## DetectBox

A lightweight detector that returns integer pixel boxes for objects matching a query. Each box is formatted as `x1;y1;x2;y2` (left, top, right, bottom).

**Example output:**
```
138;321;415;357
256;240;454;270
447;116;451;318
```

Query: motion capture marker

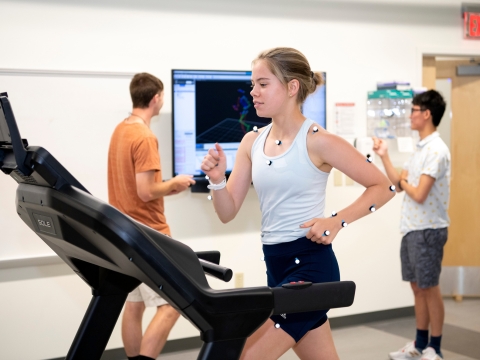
389;185;396;192
266;160;272;166
253;126;258;132
205;175;210;180
369;204;376;212
207;195;213;200
275;140;282;145
275;323;281;329
295;257;300;264
129;257;133;262
312;126;319;133
323;230;330;236
159;285;163;290
366;154;372;163
341;220;348;228
331;211;337;217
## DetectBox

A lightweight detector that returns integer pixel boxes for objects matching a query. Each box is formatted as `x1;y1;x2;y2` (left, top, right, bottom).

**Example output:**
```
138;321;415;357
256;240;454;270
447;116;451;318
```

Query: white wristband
207;177;227;191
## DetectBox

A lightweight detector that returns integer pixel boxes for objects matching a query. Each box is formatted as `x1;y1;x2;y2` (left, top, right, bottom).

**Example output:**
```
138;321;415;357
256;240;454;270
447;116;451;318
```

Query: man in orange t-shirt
108;73;195;360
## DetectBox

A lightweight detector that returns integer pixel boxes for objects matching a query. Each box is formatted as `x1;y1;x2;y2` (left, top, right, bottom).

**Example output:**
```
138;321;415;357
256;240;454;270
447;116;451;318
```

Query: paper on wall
397;137;414;153
354;137;375;164
335;103;356;136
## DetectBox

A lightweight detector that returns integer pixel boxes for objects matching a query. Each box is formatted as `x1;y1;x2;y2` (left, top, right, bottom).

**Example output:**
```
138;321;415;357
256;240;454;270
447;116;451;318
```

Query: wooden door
435;60;480;266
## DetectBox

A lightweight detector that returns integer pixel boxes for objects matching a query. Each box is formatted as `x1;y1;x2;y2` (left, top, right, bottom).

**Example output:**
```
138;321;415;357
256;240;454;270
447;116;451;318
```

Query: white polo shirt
400;132;450;235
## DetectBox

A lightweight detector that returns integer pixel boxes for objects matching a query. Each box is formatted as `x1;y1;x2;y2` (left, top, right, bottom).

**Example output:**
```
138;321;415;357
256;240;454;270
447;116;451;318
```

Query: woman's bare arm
200;131;259;223
301;128;396;243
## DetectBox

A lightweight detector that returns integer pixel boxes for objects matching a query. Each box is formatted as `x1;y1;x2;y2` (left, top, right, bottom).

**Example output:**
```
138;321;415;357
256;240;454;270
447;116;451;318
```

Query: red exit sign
464;12;480;39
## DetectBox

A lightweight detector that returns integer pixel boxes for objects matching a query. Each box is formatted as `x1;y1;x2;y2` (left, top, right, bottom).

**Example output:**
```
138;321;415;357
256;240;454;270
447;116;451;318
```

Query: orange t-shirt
108;121;171;236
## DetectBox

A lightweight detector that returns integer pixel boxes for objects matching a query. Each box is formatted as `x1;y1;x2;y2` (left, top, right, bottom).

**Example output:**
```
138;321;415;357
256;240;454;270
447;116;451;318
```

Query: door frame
416;46;480;87
417;46;480;299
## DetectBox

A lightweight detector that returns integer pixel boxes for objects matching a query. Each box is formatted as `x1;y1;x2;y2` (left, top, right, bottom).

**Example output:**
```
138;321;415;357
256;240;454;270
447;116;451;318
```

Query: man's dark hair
130;73;164;109
412;89;446;127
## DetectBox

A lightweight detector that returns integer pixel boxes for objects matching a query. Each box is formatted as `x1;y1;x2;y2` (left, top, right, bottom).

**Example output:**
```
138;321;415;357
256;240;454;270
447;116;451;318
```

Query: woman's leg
240;319;296;360
292;320;339;360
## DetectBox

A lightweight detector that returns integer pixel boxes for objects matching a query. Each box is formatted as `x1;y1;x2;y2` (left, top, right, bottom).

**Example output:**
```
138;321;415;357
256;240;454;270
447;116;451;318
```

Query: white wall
1;0;479;359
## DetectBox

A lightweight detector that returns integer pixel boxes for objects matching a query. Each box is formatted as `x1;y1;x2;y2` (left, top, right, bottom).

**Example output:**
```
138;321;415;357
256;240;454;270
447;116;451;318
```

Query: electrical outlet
235;273;244;288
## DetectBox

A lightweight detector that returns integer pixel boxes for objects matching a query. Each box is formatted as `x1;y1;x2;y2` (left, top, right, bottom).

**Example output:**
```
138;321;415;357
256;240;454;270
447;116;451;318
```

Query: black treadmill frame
0;93;356;360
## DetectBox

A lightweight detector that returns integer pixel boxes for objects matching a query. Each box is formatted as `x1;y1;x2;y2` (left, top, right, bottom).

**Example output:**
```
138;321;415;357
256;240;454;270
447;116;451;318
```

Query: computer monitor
171;69;326;178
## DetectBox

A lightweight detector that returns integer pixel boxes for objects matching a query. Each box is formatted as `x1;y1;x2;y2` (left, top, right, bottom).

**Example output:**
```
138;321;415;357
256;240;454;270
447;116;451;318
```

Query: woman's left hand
300;217;343;245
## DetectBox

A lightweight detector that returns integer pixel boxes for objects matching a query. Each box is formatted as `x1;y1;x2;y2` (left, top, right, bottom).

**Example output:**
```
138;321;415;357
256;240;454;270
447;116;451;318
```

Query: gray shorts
126;283;168;307
400;228;448;289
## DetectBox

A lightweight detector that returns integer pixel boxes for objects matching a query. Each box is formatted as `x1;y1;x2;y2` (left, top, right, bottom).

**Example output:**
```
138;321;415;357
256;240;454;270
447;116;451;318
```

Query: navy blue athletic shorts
263;236;340;342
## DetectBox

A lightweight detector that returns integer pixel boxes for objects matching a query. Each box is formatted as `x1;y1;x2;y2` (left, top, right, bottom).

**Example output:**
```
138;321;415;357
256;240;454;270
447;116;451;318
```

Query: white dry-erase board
0;69;134;265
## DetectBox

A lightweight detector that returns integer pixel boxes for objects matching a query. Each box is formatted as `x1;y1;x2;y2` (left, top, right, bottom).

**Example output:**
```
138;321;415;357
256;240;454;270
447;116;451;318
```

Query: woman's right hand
200;143;227;183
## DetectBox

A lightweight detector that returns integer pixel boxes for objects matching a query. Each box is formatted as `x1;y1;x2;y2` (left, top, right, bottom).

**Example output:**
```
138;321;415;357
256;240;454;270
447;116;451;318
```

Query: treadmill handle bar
199;258;233;282
271;281;356;315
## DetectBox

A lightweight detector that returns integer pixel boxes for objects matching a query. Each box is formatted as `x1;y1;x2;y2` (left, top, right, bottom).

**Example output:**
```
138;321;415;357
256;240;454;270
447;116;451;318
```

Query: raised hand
201;143;227;183
372;136;388;157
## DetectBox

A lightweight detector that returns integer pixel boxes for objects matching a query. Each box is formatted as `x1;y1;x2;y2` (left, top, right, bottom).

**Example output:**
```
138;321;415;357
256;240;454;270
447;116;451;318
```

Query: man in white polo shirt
373;90;449;360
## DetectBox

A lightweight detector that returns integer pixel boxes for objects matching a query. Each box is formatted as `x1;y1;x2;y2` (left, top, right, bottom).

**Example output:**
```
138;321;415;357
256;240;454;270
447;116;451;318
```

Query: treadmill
0;92;356;360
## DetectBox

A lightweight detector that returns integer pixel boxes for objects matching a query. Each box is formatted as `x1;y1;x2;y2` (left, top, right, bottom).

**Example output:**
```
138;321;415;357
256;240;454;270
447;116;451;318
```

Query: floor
149;298;480;359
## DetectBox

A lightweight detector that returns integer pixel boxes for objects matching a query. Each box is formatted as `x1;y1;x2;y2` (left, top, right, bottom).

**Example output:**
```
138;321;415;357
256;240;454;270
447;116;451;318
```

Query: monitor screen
172;69;326;177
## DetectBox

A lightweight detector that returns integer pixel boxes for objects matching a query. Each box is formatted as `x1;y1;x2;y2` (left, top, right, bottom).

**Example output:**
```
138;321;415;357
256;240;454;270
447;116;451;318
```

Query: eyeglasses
411;107;426;114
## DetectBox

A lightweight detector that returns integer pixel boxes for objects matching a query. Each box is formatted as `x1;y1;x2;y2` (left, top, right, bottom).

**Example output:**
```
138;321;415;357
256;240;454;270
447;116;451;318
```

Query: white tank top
251;118;329;245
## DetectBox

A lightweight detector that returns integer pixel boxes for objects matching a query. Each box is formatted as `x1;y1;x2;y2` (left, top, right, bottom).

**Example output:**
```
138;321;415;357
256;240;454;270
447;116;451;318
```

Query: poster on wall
334;102;356;136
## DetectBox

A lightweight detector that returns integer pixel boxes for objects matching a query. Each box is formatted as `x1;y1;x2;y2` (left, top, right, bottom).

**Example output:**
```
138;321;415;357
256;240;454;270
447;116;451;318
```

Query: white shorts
126;283;168;307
